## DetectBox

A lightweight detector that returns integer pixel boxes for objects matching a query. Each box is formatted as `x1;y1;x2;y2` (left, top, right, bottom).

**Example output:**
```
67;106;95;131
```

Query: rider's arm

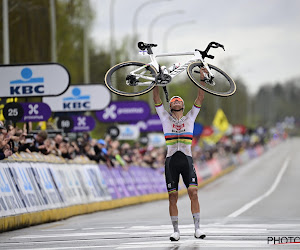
194;69;206;108
153;86;168;121
153;86;162;106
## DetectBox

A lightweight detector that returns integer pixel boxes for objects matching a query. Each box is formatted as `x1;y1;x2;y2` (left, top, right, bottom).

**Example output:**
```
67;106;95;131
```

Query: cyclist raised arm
194;68;206;107
153;85;162;107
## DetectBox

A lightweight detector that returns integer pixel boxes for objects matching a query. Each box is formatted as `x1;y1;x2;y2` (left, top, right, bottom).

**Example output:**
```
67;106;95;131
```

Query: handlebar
138;42;157;50
196;41;225;60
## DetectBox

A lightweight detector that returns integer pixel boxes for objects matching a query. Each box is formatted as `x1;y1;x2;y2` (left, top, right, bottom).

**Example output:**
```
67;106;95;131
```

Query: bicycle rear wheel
187;62;236;97
104;61;157;97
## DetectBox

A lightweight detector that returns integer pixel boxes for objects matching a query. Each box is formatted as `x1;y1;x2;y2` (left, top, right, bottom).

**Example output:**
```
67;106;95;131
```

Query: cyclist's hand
200;67;209;82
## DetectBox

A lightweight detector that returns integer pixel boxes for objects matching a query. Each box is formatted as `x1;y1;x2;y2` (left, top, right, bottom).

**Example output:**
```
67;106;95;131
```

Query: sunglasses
170;97;183;103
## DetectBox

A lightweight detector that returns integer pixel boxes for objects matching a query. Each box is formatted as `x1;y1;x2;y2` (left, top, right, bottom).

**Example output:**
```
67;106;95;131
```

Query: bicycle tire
104;61;157;97
187;62;236;97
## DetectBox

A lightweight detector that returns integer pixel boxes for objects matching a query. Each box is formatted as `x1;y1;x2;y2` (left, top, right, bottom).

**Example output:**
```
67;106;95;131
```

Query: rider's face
170;99;183;110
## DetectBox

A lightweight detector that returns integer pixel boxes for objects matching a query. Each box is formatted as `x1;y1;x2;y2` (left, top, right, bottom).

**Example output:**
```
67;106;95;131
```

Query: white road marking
227;156;290;218
12;231;125;239
8;246;119;250
41;229;75;232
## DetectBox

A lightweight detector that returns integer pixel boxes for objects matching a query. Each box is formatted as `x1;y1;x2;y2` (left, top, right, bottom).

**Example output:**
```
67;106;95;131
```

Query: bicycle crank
155;73;172;85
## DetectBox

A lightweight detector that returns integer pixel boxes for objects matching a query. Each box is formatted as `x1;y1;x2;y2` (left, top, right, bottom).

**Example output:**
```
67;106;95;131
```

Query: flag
213;109;229;132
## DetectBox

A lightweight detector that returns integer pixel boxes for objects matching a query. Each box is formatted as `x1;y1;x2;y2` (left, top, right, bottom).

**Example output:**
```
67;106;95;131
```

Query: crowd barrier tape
1;140;282;232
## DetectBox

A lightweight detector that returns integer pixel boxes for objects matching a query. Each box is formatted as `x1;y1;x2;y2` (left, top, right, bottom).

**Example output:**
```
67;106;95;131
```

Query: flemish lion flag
213;109;229;132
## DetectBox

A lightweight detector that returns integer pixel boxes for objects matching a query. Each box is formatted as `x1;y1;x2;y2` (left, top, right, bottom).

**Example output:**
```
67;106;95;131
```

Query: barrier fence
0;140;280;232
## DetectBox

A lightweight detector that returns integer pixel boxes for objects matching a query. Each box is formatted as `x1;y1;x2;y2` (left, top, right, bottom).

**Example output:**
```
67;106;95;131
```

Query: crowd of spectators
0;121;166;168
0;119;278;168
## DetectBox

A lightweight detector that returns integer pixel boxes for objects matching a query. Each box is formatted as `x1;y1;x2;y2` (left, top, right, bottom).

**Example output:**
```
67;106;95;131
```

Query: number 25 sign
3;102;24;123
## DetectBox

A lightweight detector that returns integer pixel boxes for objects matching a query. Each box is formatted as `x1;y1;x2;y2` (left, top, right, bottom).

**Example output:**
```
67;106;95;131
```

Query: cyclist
152;69;207;241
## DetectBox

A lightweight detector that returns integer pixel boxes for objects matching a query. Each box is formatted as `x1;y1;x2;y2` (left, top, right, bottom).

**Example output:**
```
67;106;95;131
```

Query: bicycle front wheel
104;61;157;97
187;62;236;97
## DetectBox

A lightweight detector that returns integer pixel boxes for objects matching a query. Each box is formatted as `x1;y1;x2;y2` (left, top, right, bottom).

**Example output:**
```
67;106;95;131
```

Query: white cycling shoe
194;229;206;239
170;231;180;241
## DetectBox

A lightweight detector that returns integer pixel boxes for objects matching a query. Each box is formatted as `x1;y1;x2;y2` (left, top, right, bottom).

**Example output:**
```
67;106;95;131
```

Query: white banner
30;163;64;209
73;164;110;202
0;163;27;216
117;125;140;140
0;64;70;97
49;164;84;205
6;162;46;213
148;133;166;147
0;161;111;218
43;85;111;112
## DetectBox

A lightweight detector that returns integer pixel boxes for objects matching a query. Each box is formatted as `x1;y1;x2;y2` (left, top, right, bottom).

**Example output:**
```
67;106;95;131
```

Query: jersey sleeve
186;103;201;122
155;102;169;122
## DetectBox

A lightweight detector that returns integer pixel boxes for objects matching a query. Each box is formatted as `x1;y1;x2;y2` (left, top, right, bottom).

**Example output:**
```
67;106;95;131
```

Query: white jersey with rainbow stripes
155;102;201;157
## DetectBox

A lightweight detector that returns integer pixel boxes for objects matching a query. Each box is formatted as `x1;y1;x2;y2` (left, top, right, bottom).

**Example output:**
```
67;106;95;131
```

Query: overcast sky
90;0;300;94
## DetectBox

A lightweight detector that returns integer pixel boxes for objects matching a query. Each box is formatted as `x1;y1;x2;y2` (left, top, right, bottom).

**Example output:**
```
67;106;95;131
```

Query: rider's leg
169;191;179;233
165;155;180;241
188;186;200;214
188;186;206;239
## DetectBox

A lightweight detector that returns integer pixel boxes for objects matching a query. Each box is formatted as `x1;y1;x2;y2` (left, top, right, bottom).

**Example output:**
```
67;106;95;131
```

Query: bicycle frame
129;50;214;86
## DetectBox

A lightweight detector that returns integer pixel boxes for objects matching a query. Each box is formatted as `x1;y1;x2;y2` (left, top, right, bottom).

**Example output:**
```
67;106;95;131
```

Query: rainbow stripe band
168;188;177;193
189;184;198;187
194;103;201;109
165;132;193;146
155;102;163;107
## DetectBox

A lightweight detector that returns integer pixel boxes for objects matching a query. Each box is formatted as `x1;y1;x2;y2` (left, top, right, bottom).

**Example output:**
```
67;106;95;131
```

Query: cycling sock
171;216;179;233
193;213;200;230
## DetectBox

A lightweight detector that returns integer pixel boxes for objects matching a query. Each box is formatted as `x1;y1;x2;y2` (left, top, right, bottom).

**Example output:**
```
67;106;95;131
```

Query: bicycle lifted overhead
104;41;236;101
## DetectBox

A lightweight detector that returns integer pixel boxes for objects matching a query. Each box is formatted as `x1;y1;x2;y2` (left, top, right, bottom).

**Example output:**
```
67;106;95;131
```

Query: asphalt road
1;138;300;249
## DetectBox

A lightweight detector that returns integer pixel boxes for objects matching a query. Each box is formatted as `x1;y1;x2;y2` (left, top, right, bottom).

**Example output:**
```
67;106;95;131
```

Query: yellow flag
212;109;229;132
39;121;47;130
0;104;4;121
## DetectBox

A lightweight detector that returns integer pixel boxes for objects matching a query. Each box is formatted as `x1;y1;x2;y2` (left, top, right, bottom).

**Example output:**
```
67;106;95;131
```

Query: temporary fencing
0;139;280;232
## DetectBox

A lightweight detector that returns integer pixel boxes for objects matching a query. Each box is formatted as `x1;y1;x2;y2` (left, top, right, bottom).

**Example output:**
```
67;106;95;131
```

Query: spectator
31;130;48;154
58;141;71;159
54;134;63;149
0;123;12;160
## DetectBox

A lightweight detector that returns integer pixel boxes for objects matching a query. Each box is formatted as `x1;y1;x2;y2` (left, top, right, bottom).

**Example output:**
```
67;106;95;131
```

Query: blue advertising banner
193;123;204;136
96;101;151;122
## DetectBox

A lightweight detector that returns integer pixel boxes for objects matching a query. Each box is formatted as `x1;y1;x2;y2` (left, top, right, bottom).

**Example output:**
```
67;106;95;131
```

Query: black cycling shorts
165;151;198;193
